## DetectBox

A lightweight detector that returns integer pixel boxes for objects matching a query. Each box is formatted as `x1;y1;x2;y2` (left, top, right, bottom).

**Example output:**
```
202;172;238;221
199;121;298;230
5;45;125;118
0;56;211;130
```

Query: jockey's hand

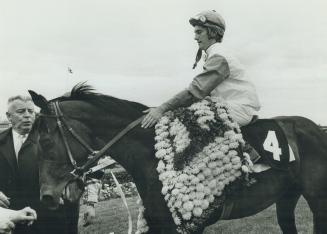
141;108;164;128
0;192;10;208
10;207;37;226
83;204;96;226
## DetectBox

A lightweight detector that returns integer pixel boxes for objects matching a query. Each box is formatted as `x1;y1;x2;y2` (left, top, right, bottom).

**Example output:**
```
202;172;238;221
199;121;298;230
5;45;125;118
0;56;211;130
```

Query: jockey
141;10;261;162
142;10;260;128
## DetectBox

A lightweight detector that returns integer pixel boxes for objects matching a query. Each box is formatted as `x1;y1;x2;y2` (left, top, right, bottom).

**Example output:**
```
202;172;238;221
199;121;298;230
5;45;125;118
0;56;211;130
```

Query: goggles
189;14;224;32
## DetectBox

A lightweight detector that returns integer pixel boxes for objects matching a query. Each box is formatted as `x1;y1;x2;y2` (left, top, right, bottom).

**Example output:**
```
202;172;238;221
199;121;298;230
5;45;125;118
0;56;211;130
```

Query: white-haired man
0;95;80;234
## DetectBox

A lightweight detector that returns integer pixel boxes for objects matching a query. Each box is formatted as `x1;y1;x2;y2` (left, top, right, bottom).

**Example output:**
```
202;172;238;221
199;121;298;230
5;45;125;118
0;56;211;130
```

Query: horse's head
30;83;149;210
29;88;99;209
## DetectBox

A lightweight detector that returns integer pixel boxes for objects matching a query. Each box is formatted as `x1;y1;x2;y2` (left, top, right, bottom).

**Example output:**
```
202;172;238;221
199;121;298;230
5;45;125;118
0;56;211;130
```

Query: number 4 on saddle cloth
241;119;296;171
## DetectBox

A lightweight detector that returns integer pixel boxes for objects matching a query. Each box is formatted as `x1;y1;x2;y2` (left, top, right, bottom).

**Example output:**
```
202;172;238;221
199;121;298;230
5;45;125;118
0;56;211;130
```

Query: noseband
39;101;143;180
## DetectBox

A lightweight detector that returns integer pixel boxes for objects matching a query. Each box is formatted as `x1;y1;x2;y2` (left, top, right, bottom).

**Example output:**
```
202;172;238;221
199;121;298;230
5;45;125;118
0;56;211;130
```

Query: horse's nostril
41;194;59;210
42;194;54;204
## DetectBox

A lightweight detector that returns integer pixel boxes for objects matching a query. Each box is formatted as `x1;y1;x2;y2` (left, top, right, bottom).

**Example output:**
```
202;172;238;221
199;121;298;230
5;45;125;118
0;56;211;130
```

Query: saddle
241;118;296;171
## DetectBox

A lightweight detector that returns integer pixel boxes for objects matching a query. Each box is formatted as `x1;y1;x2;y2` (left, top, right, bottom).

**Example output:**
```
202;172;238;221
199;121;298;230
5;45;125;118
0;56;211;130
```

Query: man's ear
6;112;11;121
28;90;49;112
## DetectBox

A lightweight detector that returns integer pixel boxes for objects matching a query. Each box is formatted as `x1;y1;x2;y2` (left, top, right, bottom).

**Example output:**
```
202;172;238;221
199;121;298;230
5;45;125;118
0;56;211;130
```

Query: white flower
215;137;224;144
234;170;242;177
228;150;238;157
241;165;250;173
193;207;203;217
195;192;205;200
172;188;180;196
196;183;205;192
193;199;202;206
178;174;189;182
197;173;205;181
182;212;192;220
208;179;217;189
216;160;223;167
201;200;209;210
183;201;194;212
155;149;167;159
191;176;200;185
174;200;182;209
222;156;231;164
208;194;215;203
224;171;231;178
157;160;165;173
189;192;196;200
155;141;170;150
229;175;237;182
159;131;169;138
212;168;221;176
175;182;184;189
202;168;212;177
202;157;209;164
182;194;190;202
179;186;187;194
165;164;174;171
191;167;200;174
208;161;217;169
161;186;169;195
233;163;241;170
219;113;229;120
197;162;206;170
224;163;233;171
173;216;181;225
231;156;241;164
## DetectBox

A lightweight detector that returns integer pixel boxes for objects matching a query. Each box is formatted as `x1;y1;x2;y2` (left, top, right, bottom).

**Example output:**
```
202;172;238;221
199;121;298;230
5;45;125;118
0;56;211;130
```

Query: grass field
78;196;312;234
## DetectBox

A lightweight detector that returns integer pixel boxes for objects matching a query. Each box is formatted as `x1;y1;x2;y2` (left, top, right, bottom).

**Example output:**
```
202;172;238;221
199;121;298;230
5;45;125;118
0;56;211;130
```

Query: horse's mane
53;82;148;116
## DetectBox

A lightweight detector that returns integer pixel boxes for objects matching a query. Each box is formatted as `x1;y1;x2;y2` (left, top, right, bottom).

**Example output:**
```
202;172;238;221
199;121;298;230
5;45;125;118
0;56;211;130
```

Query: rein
40;101;144;178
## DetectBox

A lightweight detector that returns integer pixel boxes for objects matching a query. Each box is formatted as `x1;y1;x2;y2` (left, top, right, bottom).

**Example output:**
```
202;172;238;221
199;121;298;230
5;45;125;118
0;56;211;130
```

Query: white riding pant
227;102;257;126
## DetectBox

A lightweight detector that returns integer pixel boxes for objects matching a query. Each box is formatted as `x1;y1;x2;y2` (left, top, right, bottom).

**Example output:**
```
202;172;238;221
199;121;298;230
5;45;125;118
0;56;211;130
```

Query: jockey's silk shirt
188;43;261;126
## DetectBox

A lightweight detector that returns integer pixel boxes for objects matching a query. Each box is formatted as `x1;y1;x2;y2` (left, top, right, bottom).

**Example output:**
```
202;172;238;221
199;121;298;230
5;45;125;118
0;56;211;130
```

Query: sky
0;0;327;124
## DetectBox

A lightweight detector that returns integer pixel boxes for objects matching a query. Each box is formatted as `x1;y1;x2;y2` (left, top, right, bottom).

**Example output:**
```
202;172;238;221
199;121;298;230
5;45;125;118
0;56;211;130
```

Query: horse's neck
89;114;157;179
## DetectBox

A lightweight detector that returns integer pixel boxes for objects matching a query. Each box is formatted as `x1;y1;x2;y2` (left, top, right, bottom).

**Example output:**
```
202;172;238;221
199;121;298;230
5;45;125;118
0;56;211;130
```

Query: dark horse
29;84;327;234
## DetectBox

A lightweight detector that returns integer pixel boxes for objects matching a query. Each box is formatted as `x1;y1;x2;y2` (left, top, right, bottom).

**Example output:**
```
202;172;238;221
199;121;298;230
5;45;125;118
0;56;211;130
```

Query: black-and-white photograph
0;0;326;233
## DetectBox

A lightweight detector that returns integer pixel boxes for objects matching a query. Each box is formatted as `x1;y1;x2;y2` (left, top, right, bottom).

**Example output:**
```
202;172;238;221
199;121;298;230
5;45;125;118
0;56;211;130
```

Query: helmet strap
192;49;202;69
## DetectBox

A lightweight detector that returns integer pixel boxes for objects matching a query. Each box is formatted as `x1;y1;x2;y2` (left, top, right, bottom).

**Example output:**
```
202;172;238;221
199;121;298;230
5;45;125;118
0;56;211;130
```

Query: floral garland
153;97;251;233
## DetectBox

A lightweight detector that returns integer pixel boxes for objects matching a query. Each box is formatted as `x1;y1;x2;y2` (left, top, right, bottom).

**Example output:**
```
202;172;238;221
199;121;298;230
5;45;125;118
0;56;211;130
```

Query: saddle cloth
241;119;295;171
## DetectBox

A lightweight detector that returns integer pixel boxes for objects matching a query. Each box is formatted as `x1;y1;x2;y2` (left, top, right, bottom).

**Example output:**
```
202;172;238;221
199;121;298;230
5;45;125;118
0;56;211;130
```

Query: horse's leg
276;189;300;234
301;153;327;234
64;201;80;234
303;197;327;234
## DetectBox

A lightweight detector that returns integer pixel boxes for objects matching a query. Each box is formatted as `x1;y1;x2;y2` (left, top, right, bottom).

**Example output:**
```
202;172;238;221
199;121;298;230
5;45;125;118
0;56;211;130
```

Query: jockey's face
194;25;216;51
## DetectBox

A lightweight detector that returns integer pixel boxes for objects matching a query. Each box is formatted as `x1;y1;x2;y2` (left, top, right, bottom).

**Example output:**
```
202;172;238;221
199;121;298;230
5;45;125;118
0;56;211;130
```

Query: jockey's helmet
189;10;225;39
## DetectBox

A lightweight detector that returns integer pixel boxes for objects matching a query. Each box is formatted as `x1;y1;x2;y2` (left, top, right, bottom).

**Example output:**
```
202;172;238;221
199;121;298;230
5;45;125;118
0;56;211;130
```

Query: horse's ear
28;90;49;111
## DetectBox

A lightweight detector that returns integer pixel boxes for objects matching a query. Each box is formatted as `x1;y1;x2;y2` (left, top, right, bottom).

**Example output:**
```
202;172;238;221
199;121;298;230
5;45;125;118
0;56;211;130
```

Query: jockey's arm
158;54;230;113
141;54;230;128
188;54;230;99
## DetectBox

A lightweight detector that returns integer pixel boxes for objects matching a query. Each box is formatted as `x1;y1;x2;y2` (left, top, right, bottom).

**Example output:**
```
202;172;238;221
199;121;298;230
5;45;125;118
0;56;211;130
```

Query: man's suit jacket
0;128;79;234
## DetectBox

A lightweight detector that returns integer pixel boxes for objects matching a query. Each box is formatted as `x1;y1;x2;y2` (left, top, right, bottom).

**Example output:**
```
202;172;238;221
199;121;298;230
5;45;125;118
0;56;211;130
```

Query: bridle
39;101;143;180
